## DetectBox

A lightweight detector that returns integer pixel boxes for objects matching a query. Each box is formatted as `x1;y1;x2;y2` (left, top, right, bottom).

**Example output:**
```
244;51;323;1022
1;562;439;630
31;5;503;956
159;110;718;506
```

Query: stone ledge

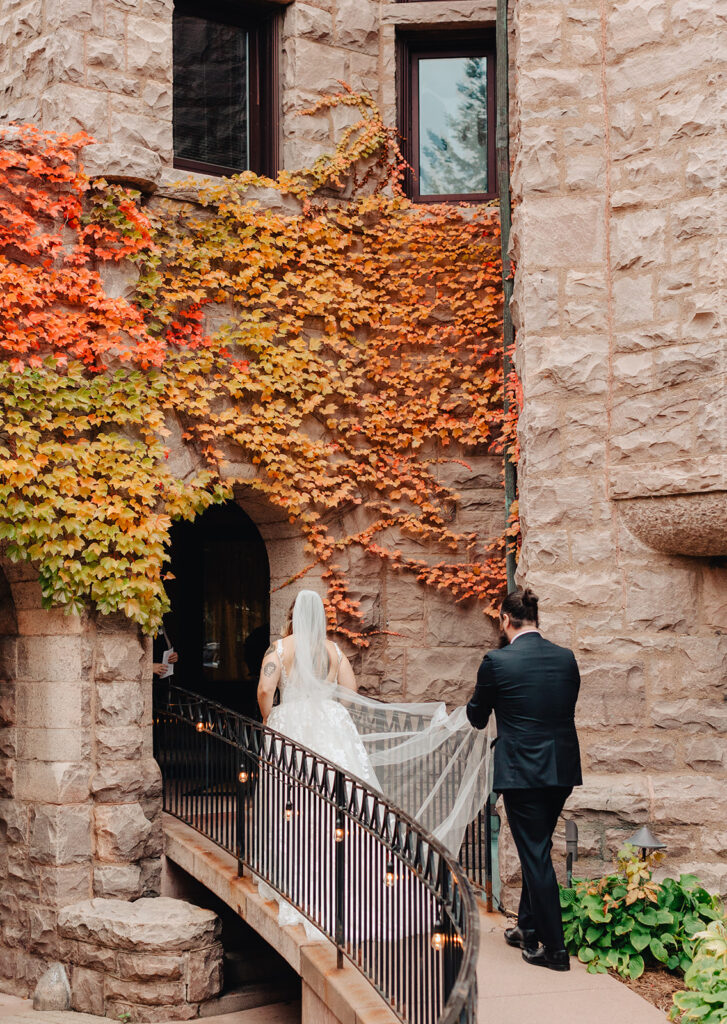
617;491;727;556
162;814;399;1024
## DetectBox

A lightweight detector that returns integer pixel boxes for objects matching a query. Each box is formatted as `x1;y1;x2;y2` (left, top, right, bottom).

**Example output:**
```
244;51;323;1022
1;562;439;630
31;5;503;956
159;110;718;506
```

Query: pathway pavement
0;993;300;1024
478;909;667;1023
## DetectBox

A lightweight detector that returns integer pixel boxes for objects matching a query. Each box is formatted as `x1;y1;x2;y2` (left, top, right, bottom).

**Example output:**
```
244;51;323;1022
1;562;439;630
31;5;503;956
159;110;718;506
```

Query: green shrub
670;919;727;1023
560;846;722;980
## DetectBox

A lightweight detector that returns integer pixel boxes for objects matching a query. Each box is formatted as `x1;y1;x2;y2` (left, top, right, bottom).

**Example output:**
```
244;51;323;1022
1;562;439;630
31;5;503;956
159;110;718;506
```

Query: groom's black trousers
501;786;572;951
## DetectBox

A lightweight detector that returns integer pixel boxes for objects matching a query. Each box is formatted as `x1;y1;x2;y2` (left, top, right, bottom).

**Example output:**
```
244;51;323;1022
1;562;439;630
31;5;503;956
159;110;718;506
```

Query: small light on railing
238;768;249;783
385;861;395;887
285;800;293;823
335;816;345;843
195;718;206;732
431;920;445;953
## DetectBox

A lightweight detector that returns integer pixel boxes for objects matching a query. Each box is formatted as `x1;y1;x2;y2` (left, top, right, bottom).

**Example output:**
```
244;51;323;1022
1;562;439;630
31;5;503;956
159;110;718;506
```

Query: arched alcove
164;502;270;717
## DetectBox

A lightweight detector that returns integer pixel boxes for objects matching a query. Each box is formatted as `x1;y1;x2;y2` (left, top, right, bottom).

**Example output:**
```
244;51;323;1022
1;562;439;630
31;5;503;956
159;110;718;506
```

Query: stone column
0;558;162;997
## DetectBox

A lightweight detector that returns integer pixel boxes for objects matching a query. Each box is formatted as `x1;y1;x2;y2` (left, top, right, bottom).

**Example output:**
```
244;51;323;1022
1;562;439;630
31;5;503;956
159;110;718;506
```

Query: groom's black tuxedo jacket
467;632;582;791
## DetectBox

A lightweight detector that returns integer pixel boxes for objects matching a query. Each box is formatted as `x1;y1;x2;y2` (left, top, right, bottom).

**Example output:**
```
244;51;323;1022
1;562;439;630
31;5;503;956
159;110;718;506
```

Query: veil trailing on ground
288;590;493;856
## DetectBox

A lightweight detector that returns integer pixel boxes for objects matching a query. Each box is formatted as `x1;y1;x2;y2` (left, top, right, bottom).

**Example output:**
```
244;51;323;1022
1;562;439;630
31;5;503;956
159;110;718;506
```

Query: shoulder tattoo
263;661;277;677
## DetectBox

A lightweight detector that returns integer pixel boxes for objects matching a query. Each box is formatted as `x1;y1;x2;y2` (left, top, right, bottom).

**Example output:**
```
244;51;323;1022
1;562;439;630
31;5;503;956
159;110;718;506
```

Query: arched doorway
163;502;270;718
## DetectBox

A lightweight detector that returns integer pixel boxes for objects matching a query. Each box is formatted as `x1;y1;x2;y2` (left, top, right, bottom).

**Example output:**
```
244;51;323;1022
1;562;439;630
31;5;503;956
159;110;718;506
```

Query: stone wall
510;0;727;896
0;557;163;996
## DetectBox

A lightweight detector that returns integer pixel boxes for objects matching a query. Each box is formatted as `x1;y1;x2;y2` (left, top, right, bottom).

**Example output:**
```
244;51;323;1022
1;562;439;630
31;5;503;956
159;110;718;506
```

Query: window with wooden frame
173;0;279;177
397;31;497;202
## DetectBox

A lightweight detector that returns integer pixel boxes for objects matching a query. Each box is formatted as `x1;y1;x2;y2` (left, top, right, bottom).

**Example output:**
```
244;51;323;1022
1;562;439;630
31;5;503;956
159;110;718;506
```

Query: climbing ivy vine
0;93;508;640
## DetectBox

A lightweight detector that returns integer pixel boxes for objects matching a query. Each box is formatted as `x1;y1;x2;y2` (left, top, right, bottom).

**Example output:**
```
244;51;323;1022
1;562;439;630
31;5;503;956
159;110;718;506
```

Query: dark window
398;32;496;202
173;0;279;177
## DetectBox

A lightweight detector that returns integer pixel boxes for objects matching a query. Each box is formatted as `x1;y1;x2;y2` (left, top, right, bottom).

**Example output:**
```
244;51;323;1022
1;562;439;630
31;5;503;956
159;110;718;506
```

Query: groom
466;587;582;971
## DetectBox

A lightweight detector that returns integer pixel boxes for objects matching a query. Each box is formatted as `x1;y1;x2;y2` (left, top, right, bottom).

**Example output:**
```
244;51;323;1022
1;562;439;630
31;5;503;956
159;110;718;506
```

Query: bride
255;589;491;935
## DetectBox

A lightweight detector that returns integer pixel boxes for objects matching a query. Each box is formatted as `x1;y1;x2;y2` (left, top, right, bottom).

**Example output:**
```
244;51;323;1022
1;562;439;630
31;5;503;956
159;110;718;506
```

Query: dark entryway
161;502;270;718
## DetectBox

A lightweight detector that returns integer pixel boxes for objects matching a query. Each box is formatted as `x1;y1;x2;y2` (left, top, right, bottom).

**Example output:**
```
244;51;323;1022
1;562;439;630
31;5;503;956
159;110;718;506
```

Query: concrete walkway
0;916;668;1024
0;993;300;1024
478;909;667;1023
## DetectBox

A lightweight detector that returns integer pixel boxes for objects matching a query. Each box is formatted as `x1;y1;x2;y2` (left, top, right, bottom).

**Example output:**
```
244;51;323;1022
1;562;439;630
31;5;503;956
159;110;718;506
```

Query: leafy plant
560;846;722;981
670;919;727;1023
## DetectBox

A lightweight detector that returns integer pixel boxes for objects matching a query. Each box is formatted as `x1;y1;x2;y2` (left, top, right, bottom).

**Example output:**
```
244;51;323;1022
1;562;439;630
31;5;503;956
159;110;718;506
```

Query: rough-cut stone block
29;805;92;865
94;803;152;862
90;758;161;804
17;636;85;683
93;864;143;900
95;636;146;684
625;568;700;630
125;15;172;77
651;699;727;732
70;965;104;1016
70;939;117;973
37;863;92;905
96;681;145;727
514;198;604;267
284;2;333;41
607;0;666;57
96;726;143;761
105;975;187;1005
652;776;727;826
334;0;378;51
117;951;183;981
185;943;223;1002
41;85;109;137
586;736;677;771
28;905;59;956
16;679;84;730
567;775;650;821
58;897;221;953
516;8;562;63
16;761;90;804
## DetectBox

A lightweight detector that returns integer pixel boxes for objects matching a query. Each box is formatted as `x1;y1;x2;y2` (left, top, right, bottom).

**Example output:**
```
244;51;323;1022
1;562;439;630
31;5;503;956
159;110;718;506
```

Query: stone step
200;981;301;1018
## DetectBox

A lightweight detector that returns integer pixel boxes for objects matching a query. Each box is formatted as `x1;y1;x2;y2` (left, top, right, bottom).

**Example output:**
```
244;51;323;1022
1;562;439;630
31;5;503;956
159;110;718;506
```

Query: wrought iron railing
154;684;480;1024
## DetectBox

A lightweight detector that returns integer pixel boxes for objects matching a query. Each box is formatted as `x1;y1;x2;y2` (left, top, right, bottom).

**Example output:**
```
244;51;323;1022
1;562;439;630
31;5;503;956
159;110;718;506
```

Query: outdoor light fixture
431;920;445;952
626;825;666;861
565;819;578;888
238;768;249;783
385;861;395;887
285;800;293;822
195;717;206;732
335;816;345;842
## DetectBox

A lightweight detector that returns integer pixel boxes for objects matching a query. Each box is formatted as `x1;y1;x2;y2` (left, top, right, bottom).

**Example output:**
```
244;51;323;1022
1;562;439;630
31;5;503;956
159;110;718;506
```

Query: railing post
334;768;345;969
484;795;493;913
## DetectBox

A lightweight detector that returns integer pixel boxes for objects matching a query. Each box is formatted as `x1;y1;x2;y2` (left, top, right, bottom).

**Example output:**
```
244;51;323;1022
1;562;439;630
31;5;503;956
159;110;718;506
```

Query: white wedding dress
254;591;492;939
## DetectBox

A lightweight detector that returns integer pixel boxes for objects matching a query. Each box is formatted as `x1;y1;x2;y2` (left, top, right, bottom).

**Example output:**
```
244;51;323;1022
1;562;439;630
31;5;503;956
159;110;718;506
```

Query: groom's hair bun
501;587;539;628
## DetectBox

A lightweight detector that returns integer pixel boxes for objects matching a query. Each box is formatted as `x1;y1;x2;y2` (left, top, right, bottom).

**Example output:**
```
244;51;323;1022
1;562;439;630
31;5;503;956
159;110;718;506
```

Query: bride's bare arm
337;653;357;692
257;647;281;723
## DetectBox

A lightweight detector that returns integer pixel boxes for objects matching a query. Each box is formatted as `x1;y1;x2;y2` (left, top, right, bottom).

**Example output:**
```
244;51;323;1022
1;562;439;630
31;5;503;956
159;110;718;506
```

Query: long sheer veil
288;590;493;856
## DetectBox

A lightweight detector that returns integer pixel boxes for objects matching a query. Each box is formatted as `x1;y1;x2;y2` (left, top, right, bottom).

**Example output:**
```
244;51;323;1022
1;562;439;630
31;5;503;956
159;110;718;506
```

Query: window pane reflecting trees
418;56;488;197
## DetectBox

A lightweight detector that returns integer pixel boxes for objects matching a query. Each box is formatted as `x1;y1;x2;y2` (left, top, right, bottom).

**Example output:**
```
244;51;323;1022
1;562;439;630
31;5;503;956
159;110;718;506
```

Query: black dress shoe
504;925;538;951
522;946;570;971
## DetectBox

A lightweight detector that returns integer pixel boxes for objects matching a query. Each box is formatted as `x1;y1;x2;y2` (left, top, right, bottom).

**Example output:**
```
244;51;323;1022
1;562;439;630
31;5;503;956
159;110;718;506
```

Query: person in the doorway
465;587;582;971
152;622;179;678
